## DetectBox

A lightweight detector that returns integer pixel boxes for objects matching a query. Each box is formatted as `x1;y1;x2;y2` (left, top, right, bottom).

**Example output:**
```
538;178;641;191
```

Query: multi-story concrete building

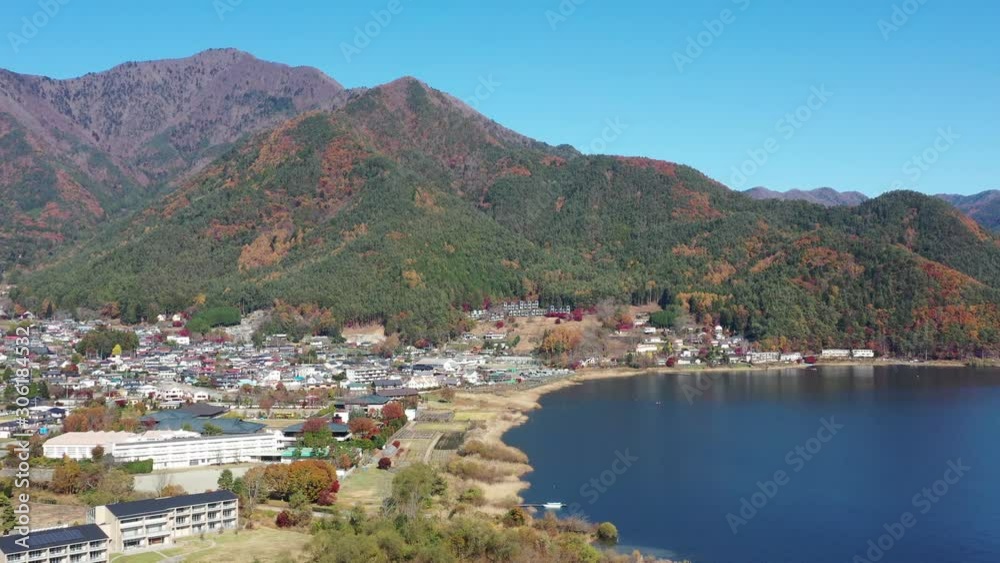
0;524;109;563
44;431;281;469
110;432;282;469
89;491;238;553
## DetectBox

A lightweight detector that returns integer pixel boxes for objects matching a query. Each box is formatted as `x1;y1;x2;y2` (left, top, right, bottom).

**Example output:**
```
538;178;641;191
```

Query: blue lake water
504;365;1000;563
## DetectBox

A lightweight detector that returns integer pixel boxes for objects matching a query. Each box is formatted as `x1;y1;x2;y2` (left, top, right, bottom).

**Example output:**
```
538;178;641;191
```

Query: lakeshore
455;358;977;509
496;362;1000;562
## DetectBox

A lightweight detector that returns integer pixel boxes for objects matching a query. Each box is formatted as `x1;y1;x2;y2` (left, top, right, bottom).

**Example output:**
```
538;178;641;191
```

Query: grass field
110;527;311;563
411;421;468;432
337;466;394;511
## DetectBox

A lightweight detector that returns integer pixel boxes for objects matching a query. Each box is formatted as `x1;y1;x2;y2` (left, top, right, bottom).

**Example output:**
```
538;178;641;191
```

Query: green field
110;528;311;563
337;466;395;511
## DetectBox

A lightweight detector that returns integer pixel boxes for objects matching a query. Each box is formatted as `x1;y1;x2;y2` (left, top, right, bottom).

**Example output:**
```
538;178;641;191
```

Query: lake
504;365;1000;563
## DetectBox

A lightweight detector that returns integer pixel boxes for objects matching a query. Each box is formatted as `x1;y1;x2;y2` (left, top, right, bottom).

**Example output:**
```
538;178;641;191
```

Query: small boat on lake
543;502;564;509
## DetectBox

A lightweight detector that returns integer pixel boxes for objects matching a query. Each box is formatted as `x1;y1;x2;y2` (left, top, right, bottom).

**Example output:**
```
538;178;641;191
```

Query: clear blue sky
1;0;997;196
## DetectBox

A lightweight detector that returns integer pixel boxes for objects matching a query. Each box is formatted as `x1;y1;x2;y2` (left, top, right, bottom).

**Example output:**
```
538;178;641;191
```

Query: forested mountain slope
13;79;1000;354
0;49;348;269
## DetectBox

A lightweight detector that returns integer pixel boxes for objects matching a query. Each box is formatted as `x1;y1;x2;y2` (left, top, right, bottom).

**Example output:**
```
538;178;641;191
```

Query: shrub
275;511;294;528
458;440;528;464
378;457;392;470
445;458;507;483
502;507;527;527
392;440;401;448
120;459;153;474
457;486;486;506
596;522;619;544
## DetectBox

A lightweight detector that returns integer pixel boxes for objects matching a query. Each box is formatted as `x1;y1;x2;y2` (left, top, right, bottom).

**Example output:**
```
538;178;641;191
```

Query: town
0;297;880;562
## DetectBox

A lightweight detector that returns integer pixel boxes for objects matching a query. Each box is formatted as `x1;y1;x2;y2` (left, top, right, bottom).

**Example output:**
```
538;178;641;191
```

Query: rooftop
105;490;238;518
0;524;108;554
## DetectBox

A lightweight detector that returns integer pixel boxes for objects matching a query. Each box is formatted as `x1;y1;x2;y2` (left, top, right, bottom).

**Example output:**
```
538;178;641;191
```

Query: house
0;524;109;563
280;419;351;444
780;352;803;363
821;349;851;359
89;491;238;552
748;351;780;364
851;349;875;358
635;344;659;355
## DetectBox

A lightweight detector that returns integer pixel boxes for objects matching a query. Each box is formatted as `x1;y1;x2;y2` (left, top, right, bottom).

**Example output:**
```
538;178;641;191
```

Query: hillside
0;48;349;269
13;78;1000;355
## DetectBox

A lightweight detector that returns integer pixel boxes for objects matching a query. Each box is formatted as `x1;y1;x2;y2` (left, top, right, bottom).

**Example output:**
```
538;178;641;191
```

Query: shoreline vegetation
453;358;984;511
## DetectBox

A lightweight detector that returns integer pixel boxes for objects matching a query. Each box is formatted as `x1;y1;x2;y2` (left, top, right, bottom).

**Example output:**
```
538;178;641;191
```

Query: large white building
44;431;282;469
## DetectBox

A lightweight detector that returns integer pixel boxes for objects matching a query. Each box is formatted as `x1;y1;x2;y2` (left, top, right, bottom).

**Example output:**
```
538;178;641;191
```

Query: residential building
851;349;875;358
89;491;238;552
44;431;281;469
821;349;851;359
110;432;283;469
0;524;109;563
748;351;780;364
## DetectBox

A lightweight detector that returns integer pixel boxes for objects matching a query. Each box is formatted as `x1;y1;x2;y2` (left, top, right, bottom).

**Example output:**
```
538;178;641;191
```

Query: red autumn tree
382;402;405;422
348;417;377;438
378;457;392;470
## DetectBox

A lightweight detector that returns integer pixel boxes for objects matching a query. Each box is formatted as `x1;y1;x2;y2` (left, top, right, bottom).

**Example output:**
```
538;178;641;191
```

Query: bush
502;507;527;527
457;486;486;506
378;457;392;470
120;459;153;474
445;458;507;483
458;440;528;464
596;522;619;544
275;510;294;528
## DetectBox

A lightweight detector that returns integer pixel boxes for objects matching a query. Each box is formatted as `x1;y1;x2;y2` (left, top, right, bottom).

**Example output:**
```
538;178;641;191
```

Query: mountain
743;187;870;207
936;191;1000;232
745;187;1000;233
13;74;1000;356
0;48;348;268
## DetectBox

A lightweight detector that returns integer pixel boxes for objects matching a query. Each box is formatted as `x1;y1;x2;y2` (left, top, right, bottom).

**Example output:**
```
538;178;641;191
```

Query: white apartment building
748;351;780;363
0;524;109;563
111;432;282;469
44;431;282;469
89;491;238;553
821;349;851;358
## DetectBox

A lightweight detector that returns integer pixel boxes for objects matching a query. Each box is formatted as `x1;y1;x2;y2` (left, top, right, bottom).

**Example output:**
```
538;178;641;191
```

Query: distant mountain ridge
743;187;870;207
0;48;349;267
744;187;999;231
